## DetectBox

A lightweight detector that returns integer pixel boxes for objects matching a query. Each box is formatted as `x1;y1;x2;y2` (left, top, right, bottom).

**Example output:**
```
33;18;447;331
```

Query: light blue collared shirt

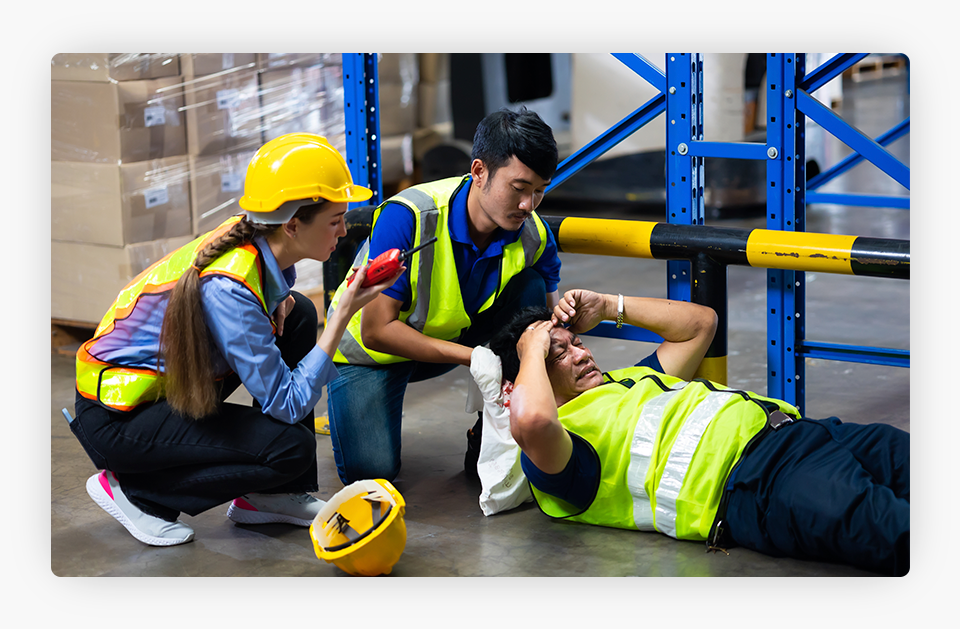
201;236;339;424
92;235;338;424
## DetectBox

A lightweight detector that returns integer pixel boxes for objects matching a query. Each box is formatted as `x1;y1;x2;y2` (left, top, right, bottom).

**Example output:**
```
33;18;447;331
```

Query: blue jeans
725;417;910;576
70;291;320;521
327;268;546;483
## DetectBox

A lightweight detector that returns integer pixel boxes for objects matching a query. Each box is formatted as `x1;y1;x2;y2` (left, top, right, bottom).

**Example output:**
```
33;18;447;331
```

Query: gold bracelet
616;293;624;329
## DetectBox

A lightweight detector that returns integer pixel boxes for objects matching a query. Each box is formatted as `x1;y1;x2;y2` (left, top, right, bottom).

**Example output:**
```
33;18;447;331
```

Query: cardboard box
183;66;263;156
189;151;256;235
380;133;413;184
52;77;187;163
51;53;180;82
378;82;418;136
258;66;326;142
51;157;193;247
377;53;418;85
419;53;449;83
258;53;324;72
418;79;451;128
52;235;194;324
181;53;258;78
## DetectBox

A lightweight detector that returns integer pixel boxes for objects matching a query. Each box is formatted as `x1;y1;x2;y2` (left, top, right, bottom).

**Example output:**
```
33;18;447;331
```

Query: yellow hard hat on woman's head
239;133;373;224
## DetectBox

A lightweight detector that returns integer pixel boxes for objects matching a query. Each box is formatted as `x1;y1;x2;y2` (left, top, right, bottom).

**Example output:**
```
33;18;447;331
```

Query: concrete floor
50;73;910;578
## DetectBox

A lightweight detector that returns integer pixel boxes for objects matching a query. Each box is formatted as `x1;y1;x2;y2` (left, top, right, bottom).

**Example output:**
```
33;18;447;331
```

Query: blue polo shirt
368;176;561;312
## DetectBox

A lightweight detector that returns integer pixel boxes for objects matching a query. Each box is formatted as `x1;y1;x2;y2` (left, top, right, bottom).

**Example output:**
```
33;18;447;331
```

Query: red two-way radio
347;236;438;288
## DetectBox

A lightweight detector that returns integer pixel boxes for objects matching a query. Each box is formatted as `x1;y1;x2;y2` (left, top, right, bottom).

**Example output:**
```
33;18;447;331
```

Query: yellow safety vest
530;367;800;541
76;216;271;412
328;175;549;365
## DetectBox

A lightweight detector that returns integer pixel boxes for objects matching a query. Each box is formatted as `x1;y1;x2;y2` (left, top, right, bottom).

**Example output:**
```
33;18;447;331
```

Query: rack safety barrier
323;206;908;389
335;52;910;415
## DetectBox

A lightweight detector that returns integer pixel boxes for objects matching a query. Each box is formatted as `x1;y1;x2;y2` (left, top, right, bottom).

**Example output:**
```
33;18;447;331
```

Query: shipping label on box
189;151;256;235
52;78;187;163
183;67;263;156
52;157;193;247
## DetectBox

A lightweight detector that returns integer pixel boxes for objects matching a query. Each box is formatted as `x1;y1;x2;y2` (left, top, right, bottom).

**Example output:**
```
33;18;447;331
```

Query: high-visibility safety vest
76;216;271;412
529;366;800;541
328;175;549;365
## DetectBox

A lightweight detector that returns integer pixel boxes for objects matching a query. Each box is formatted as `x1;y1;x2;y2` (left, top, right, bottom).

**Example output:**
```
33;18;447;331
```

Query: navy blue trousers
725;418;909;576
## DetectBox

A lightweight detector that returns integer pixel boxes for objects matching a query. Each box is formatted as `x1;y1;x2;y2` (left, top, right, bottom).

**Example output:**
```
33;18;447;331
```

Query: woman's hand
338;263;407;317
551;289;611;334
273;294;297;336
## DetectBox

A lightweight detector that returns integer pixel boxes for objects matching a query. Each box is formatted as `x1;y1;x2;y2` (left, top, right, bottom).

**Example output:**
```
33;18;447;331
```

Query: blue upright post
342;53;383;209
665;53;704;303
765;53;806;412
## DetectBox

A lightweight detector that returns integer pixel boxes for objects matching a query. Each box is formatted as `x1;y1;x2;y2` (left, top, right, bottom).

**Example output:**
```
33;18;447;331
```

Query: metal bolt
678;143;688;155
785;90;793;98
767;147;779;159
669;86;676;94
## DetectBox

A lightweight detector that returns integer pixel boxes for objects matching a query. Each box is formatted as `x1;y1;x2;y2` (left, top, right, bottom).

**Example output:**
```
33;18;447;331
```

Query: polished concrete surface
50;73;910;578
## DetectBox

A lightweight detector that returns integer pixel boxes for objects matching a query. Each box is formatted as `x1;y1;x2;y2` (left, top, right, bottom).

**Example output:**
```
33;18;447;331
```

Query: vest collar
253;234;294;314
450;175;525;258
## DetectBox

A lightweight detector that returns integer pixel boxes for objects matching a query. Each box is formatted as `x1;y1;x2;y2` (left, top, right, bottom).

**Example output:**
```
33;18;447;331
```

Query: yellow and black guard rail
545;216;908;384
325;208;909;384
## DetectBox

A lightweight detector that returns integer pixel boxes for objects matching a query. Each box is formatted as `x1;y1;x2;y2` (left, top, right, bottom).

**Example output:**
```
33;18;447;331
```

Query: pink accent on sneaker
99;471;114;500
233;497;258;511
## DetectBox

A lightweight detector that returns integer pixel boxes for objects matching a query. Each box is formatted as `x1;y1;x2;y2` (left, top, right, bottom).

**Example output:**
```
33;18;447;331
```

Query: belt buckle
768;410;794;430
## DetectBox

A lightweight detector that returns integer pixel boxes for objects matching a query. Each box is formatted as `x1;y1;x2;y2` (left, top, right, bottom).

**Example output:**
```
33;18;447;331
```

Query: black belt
706;406;796;554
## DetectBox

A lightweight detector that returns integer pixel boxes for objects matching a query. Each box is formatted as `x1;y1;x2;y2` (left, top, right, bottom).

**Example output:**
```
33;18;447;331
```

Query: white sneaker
226;492;326;527
86;471;195;546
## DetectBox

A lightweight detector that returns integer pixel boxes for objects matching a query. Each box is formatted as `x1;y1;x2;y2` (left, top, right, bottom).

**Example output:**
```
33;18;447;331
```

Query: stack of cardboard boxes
51;53;347;324
413;53;452;166
50;53;449;325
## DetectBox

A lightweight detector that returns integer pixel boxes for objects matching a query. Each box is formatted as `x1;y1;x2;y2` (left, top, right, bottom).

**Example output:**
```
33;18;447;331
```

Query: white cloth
468;346;533;516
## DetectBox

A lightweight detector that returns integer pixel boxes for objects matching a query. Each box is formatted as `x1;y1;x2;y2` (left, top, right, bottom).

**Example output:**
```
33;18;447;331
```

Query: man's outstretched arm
552;289;717;381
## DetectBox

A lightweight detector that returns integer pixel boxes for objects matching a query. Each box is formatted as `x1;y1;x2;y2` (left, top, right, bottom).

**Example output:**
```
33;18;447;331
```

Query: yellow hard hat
239;133;373;224
309;479;407;576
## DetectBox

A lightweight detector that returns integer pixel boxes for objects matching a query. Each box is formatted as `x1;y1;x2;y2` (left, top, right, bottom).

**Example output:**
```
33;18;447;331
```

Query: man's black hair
471;107;558;183
488;306;553;383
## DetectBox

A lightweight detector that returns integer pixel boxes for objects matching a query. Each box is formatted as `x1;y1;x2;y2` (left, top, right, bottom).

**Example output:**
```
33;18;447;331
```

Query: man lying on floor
486;288;909;576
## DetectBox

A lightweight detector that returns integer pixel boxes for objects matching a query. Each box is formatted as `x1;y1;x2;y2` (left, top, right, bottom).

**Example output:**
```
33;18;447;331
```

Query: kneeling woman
71;134;402;546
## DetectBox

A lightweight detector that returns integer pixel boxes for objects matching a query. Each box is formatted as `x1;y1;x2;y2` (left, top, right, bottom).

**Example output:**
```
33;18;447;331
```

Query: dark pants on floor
725;417;910;576
327;268;547;484
70;291;320;522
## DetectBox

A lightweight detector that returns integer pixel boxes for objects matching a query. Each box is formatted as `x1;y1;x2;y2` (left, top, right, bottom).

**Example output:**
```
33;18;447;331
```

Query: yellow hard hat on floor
239;133;372;224
309;479;407;576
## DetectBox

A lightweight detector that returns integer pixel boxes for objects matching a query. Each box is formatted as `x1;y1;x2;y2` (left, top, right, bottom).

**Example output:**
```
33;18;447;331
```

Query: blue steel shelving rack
341;53;910;415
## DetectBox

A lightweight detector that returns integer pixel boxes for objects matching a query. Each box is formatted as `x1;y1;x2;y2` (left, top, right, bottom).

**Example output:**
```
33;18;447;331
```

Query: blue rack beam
801;53;870;93
797;89;910;190
800;341;910;368
806;192;909;209
807;118;910;190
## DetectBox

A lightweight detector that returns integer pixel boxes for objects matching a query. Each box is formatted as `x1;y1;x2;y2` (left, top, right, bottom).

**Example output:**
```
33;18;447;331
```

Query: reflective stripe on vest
531;369;799;540
75;216;270;411
328;175;548;365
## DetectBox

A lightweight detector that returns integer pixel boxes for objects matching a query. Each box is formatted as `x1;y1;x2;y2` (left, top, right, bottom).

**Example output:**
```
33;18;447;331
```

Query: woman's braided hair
160;203;326;419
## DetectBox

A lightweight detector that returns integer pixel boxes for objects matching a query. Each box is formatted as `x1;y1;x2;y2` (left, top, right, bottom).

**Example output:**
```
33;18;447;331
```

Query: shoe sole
86;474;195;547
226;502;313;527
